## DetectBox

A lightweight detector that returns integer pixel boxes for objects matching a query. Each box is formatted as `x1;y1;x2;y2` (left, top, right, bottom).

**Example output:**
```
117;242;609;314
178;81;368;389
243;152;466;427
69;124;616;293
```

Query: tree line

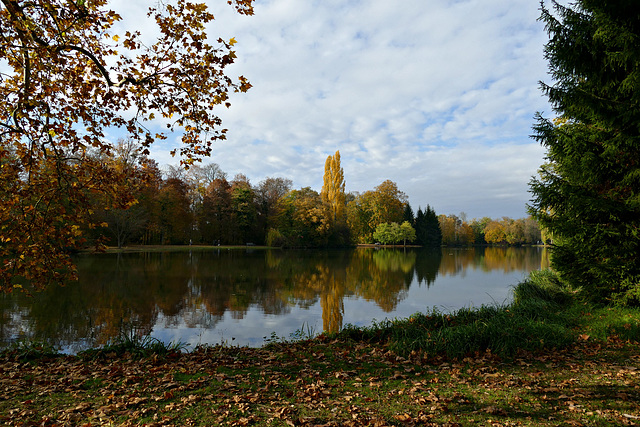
88;145;542;250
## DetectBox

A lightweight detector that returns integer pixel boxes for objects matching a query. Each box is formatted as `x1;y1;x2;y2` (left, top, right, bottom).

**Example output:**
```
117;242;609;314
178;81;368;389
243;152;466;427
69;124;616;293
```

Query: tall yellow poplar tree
321;151;346;225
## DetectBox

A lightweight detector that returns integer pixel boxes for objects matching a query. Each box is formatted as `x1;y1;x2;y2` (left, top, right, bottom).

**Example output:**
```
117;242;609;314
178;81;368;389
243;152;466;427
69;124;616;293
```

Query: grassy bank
98;244;275;253
334;270;640;359
2;271;639;426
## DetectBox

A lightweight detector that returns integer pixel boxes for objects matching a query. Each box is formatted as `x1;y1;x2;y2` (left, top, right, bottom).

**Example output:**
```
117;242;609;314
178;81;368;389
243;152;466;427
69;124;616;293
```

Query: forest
88;144;542;249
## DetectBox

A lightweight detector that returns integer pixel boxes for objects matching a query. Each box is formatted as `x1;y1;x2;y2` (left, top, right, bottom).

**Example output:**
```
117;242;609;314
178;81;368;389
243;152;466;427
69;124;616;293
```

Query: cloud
119;0;553;219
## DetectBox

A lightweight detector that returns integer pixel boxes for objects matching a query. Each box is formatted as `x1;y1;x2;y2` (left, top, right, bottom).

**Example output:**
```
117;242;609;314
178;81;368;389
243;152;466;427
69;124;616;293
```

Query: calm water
0;247;549;353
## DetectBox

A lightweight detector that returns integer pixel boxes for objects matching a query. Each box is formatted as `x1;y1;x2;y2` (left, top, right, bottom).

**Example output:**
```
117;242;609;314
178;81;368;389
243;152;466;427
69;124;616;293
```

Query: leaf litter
1;337;639;426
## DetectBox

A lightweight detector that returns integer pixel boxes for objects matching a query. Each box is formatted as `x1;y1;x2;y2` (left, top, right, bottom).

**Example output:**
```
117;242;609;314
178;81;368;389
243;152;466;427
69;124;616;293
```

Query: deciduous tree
199;177;233;245
484;220;506;245
93;139;158;248
0;0;254;292
271;187;330;247
157;177;192;245
256;176;293;242
320;151;346;224
346;180;407;243
373;222;396;245
399;221;416;246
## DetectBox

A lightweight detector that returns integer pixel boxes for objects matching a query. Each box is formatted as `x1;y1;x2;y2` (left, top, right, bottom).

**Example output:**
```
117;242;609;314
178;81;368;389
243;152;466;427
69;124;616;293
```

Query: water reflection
0;247;547;352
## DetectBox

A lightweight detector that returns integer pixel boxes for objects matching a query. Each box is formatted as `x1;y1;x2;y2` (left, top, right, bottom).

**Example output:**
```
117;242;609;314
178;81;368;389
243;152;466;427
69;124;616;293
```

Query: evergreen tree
424;206;443;248
529;0;640;305
415;205;442;248
403;203;415;225
415;208;427;245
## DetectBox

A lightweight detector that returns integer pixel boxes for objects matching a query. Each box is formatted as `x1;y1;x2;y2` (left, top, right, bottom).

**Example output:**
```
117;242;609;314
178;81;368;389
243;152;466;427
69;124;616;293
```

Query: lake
0;246;549;353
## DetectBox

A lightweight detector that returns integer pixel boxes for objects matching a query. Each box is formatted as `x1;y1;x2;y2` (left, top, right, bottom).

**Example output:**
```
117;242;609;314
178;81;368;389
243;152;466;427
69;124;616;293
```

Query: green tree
399;221;416;246
528;0;640;304
403;203;415;225
470;217;492;245
373;223;396;245
373;221;416;246
229;174;258;245
256;176;293;242
415;205;442;248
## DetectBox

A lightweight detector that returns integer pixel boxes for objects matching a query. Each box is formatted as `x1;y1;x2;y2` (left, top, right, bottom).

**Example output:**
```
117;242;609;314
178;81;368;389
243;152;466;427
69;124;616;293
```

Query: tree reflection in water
0;247;547;352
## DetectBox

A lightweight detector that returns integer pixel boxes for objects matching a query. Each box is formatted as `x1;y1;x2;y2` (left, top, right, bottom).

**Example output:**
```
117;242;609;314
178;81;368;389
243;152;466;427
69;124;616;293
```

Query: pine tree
529;0;640;305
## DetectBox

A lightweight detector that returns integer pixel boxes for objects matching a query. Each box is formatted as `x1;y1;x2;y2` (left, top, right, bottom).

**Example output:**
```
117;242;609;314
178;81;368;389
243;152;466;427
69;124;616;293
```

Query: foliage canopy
0;0;254;292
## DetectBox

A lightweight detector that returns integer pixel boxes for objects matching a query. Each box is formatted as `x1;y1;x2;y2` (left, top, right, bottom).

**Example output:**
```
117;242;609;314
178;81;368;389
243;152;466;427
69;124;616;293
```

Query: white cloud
121;0;554;219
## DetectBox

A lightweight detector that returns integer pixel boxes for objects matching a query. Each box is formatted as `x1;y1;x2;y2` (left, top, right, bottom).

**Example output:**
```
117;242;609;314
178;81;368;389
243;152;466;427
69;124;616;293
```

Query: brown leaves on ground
0;338;639;426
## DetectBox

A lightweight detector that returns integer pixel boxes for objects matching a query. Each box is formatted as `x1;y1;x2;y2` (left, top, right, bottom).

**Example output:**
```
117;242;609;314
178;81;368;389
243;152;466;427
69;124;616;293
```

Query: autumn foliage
0;0;254;292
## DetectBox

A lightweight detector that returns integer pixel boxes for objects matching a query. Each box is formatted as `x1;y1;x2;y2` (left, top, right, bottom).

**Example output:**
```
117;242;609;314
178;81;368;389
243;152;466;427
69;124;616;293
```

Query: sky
111;0;557;220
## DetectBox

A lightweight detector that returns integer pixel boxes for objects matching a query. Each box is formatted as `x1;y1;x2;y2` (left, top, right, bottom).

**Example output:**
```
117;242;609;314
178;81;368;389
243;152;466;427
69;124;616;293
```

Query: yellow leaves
238;75;252;92
71;225;82;236
1;0;255;291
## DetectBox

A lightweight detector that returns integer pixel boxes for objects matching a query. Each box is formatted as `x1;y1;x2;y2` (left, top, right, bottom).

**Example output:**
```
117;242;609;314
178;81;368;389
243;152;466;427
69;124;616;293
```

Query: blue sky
112;0;556;219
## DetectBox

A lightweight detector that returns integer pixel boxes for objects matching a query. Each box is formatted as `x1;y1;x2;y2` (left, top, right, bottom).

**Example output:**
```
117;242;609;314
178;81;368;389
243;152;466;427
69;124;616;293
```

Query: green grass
332;269;639;359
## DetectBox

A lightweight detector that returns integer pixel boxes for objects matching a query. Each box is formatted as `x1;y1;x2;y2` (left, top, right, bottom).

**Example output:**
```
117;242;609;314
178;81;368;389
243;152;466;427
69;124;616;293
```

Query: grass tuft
79;332;189;359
